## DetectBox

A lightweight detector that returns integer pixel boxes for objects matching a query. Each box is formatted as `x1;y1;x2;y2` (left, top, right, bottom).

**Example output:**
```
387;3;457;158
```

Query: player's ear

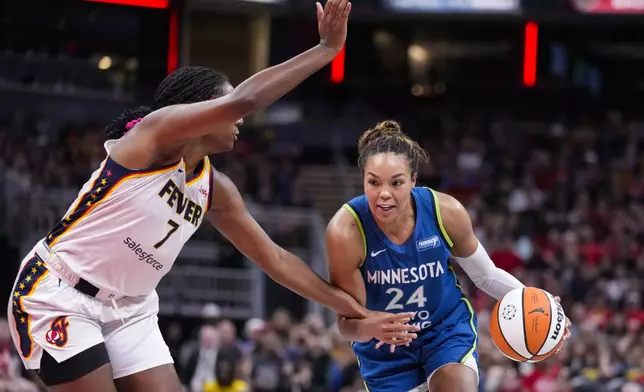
411;172;417;187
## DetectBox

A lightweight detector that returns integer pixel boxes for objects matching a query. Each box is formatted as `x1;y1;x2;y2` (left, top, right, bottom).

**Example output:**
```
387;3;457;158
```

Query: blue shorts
353;299;479;392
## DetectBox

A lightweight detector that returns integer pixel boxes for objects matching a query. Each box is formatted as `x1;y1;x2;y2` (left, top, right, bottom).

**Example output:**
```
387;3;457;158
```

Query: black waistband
74;278;100;297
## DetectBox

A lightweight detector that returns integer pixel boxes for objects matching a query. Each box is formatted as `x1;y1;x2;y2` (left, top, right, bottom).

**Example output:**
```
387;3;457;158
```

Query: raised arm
437;191;524;299
206;169;367;319
326;207;418;346
111;0;351;168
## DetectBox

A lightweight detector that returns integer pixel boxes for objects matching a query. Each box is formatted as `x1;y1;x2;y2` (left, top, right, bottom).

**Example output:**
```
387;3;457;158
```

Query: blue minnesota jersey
344;188;479;391
344;187;464;330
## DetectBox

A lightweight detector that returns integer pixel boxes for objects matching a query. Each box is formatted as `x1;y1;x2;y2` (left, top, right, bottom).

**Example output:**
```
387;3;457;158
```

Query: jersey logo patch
416;236;440;252
199;186;209;199
45;316;70;348
371;249;386;257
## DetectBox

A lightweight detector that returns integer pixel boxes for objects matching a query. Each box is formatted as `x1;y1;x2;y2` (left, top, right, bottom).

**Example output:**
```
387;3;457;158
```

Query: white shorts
6;247;174;379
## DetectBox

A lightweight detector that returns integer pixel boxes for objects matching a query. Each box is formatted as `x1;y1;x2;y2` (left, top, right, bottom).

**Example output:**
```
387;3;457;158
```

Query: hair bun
104;106;152;141
358;120;404;152
378;120;402;134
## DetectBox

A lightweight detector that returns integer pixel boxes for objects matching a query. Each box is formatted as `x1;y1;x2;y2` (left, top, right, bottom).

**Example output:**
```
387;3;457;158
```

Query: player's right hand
360;312;420;352
317;0;352;52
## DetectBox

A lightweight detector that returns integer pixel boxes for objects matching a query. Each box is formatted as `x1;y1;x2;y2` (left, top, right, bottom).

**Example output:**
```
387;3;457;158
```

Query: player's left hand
554;296;572;354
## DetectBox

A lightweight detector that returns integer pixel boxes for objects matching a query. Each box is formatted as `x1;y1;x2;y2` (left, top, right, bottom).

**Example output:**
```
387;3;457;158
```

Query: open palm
317;0;352;52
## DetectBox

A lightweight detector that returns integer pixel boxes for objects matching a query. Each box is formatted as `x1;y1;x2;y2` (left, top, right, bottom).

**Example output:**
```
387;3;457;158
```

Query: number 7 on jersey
154;219;180;249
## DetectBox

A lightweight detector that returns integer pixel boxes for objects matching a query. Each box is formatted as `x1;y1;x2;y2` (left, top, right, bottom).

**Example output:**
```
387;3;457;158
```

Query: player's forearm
453;242;524;300
143;44;339;150
264;248;369;319
337;316;371;342
472;267;524;300
230;44;338;111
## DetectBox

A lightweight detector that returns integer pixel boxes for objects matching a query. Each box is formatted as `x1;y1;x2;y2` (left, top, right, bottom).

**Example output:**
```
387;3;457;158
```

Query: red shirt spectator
490;245;524;274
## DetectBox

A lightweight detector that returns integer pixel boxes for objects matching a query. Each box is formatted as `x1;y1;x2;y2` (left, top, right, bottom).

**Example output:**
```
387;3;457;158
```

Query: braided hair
104;66;229;141
357;120;429;177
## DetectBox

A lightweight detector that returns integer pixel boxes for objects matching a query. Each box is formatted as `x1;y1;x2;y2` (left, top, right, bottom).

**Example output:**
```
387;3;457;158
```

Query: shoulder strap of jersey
423;187;454;248
46;156;182;247
341;202;367;266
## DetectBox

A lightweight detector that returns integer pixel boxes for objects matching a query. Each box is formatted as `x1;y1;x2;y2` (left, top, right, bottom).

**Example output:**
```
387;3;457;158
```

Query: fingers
382;323;419;333
337;0;349;18
382;331;417;340
375;340;400;350
375;337;412;349
386;312;416;321
324;0;337;17
381;318;411;328
343;2;352;18
563;318;572;340
316;2;323;20
375;340;405;350
554;296;561;303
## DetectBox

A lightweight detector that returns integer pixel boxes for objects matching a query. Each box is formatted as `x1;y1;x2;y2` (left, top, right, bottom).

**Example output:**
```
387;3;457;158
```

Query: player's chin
219;137;236;152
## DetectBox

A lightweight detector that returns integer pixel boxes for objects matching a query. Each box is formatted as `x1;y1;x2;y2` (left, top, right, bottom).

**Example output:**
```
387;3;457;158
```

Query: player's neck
183;143;207;174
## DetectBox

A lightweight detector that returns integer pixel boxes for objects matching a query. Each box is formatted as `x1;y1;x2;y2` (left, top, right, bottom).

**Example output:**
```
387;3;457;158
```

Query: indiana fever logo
45;316;70;347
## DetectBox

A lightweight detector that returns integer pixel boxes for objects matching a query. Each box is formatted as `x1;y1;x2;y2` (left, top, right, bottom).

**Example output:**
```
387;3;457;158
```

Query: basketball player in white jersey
6;2;417;391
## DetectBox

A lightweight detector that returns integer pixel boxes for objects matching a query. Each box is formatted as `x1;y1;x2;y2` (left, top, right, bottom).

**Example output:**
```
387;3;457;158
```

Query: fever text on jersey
158;180;203;226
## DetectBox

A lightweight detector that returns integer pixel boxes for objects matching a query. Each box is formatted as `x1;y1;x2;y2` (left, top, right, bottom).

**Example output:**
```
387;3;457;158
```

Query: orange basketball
489;287;565;362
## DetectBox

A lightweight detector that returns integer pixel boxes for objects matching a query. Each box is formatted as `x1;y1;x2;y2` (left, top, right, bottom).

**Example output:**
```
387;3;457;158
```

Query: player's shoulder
431;190;472;239
327;205;359;236
208;166;243;212
326;203;365;246
326;204;366;266
432;190;466;214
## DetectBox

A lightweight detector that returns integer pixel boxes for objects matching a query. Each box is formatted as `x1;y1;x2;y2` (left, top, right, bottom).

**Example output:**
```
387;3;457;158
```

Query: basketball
490;287;566;362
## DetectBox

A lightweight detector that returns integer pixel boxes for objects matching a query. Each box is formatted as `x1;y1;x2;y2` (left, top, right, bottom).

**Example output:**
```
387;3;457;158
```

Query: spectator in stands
250;328;289;392
241;318;268;356
183;324;220;392
218;320;242;361
204;347;249;392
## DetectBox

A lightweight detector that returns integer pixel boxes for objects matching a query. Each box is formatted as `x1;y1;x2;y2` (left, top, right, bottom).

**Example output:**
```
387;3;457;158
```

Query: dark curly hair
358;120;429;177
104;66;229;140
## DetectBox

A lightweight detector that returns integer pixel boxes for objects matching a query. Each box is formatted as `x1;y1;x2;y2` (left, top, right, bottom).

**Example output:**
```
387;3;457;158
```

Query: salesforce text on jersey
123;238;164;270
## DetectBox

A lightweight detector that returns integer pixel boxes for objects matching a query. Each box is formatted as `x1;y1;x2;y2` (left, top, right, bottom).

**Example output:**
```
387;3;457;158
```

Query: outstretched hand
358;312;419;353
317;0;352;52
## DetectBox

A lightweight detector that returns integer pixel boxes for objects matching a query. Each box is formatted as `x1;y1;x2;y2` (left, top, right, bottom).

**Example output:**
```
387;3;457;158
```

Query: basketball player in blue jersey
326;120;571;392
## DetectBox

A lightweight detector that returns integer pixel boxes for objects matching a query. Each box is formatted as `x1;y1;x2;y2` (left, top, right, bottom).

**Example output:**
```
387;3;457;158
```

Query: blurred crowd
2;109;644;392
0;116;305;205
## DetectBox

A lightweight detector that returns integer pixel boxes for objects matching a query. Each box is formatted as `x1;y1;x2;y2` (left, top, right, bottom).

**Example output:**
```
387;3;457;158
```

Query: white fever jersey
42;140;213;297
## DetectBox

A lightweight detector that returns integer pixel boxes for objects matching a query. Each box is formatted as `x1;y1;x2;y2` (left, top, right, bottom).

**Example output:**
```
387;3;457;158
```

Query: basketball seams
531;293;563;361
532;289;552;356
523;288;551;356
520;288;533;359
491;287;565;363
492;298;528;362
